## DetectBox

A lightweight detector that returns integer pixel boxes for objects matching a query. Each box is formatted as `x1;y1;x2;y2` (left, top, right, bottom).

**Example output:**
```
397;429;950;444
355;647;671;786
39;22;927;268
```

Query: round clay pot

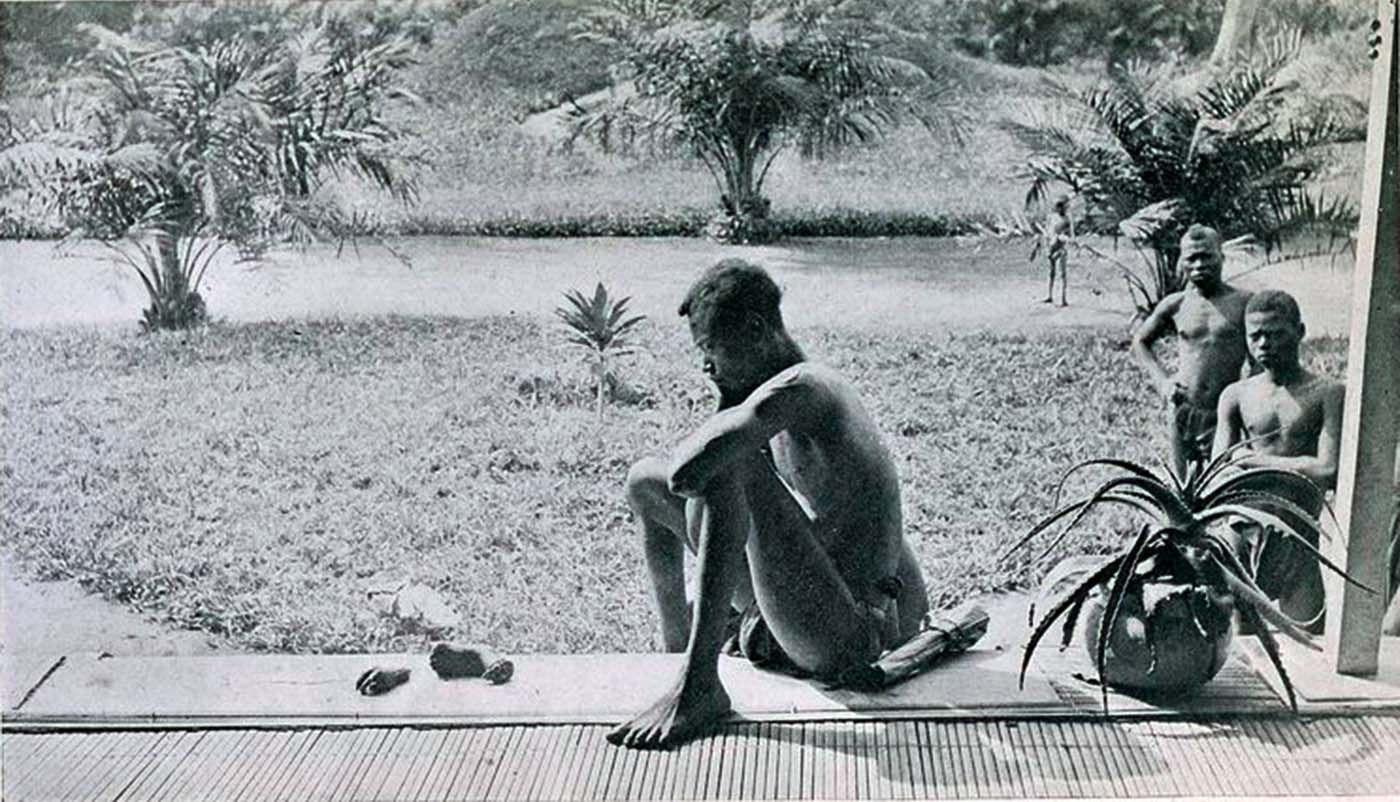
1079;579;1234;692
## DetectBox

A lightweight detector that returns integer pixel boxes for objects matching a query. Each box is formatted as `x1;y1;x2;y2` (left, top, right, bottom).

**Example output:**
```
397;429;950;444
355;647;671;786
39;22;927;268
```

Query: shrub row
1;208;996;242
344;208;992;240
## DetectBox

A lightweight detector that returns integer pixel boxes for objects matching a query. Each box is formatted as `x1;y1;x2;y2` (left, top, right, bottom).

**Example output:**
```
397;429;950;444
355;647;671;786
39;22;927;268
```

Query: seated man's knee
625;457;670;512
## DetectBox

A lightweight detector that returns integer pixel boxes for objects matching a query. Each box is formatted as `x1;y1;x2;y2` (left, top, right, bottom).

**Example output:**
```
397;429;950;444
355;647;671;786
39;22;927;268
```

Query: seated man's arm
1211;382;1245;461
1238;383;1346;488
667;368;828;497
1131;293;1182;397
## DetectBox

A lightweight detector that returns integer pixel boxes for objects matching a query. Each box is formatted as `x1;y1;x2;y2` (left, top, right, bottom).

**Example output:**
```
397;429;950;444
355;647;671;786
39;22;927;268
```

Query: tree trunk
142;234;207;331
1211;0;1260;67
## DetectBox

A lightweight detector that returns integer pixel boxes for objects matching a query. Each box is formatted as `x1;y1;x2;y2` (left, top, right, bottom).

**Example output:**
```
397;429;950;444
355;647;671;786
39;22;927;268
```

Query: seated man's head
679;259;800;405
1245;290;1306;373
1179;225;1224;288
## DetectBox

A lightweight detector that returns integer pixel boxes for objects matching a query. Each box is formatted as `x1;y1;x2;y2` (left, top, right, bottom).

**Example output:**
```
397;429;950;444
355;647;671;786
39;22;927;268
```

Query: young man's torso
1170;286;1251;405
1237;371;1337;460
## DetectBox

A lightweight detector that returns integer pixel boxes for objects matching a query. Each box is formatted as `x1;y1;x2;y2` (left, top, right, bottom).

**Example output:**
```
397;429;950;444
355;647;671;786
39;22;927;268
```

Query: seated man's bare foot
606;679;732;750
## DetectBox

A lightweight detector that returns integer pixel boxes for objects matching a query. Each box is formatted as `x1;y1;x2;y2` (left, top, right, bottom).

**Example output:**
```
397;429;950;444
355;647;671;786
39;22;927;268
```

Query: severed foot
430;642;514;684
606;678;732;750
356;667;411;696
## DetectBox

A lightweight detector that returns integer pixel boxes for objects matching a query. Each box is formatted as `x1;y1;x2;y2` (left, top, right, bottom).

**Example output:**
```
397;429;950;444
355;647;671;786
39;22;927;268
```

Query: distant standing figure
1132;225;1252;482
1212;290;1344;630
1035;195;1074;306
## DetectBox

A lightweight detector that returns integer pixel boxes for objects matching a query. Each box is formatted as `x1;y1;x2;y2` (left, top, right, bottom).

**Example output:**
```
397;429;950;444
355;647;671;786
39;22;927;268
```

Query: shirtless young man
1212;290;1344;630
613;259;929;750
1132;225;1252;482
1039;195;1073;307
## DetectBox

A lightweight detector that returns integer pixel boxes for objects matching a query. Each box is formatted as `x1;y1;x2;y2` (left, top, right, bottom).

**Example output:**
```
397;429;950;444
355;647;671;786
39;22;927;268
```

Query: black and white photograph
1;0;1397;798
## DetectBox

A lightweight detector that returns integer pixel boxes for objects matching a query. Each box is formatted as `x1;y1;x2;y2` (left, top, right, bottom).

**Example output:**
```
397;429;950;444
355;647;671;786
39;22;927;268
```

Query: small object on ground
430;642;515;684
356;666;411;696
367;582;462;635
831;601;989;691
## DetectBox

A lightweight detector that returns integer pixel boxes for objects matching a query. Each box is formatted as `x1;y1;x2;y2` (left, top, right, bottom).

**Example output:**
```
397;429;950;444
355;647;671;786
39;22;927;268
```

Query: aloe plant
555;282;646;418
1008;441;1374;712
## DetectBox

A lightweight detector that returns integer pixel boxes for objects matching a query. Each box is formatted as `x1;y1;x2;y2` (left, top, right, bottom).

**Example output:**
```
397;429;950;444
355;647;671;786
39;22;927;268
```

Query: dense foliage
1004;34;1361;317
568;0;964;242
0;5;424;329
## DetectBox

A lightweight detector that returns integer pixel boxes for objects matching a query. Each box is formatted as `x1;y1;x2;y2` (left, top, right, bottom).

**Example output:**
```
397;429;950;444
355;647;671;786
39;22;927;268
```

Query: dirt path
1;236;1135;333
1;561;220;660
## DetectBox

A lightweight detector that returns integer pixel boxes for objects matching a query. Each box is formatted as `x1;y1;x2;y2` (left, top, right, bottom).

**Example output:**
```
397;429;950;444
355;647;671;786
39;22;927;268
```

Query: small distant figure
1132;225;1252;482
1213;289;1344;631
1031;195;1073;307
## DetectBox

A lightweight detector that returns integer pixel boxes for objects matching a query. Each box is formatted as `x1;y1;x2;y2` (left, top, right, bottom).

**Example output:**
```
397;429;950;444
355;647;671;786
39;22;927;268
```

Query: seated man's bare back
1213;290;1344;630
615;259;928;750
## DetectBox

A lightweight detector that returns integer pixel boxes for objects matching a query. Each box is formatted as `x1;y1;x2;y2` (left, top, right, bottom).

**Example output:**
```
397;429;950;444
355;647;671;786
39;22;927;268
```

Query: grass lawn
0;314;1347;655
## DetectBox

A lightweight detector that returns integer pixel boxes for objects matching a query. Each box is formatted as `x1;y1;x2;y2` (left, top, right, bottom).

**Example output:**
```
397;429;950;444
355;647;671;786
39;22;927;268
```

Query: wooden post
1326;0;1400;676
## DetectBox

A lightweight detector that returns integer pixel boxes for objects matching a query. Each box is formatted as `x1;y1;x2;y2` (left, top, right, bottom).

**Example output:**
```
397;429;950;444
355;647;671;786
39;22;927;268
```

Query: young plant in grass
1007;442;1373;712
555;282;647;418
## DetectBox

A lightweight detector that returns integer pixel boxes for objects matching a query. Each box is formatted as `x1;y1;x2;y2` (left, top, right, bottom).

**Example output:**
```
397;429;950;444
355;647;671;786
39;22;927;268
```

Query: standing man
1132;225;1253;481
614;259;929;750
1037;195;1074;306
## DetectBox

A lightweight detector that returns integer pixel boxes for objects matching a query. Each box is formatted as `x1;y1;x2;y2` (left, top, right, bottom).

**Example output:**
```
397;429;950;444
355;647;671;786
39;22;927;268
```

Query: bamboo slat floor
5;639;1400;799
3;716;1399;801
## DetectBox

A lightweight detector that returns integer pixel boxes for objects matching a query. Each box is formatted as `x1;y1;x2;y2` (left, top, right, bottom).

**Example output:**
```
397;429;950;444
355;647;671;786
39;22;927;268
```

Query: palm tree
0;8;421;330
1003;33;1360;319
567;0;962;243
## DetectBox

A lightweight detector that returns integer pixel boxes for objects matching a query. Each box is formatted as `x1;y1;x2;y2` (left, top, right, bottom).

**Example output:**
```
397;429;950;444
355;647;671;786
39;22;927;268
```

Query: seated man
1212;289;1344;631
613;259;929;750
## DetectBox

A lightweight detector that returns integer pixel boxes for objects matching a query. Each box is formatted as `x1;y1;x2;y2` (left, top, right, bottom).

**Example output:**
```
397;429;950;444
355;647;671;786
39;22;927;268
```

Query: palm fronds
555;283;647;417
0;13;423;330
1004;37;1358;319
566;1;962;241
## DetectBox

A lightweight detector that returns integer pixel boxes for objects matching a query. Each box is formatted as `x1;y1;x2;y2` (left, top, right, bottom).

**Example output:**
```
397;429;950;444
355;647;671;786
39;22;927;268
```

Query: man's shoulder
1304;372;1345;403
1221;283;1253;308
1157;290;1187;311
766;361;848;393
1219;372;1257;403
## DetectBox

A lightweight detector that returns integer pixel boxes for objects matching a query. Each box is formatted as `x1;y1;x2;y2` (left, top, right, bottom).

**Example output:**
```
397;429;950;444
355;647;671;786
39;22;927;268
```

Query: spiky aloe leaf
999;488;1161;565
1202;541;1321;649
1051;458;1177;510
1200;467;1334;525
1190;429;1279;495
1033;477;1181;566
1237;595;1299;712
1095;524;1174;713
1203;488;1328;549
1019;555;1126;690
1197;504;1375;593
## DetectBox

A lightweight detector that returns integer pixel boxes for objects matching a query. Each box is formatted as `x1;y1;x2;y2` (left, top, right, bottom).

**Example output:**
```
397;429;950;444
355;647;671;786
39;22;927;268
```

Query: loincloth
1228;487;1326;630
726;576;904;678
1171;392;1218;470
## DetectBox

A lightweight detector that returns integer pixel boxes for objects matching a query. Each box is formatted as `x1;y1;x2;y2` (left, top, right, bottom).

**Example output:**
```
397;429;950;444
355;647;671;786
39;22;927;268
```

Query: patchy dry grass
0;318;1347;655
